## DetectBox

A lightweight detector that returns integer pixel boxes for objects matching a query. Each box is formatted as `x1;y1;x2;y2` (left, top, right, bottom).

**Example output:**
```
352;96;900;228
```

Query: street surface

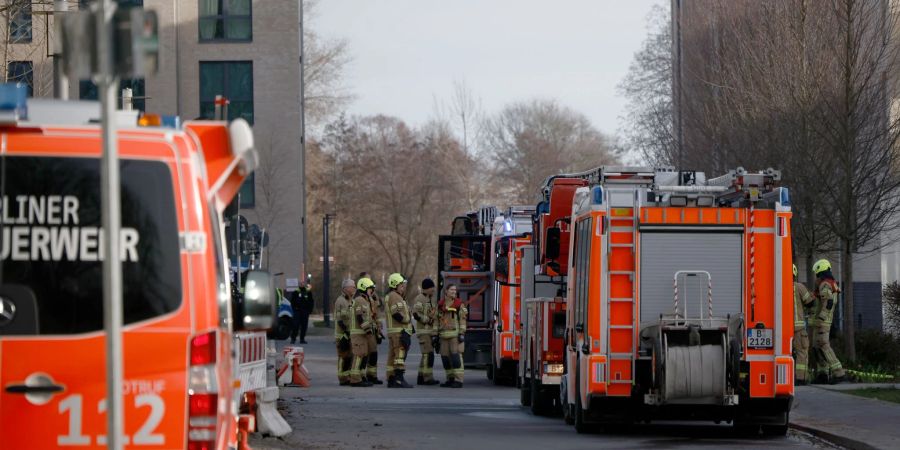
250;327;832;450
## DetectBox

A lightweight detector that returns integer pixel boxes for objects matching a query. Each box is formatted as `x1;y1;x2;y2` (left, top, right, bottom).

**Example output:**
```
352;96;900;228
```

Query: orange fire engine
488;206;534;384
0;94;275;449
518;177;585;413
559;167;794;435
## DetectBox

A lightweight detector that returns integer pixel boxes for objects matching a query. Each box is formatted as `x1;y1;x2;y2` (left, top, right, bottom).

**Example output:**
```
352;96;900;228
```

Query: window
199;0;252;42
9;2;31;43
7;61;33;97
199;61;253;123
79;0;143;9
78;79;146;112
0;157;182;335
200;61;254;207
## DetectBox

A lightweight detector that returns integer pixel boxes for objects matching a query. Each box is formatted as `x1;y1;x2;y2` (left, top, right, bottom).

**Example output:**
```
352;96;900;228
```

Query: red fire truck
559;167;794;435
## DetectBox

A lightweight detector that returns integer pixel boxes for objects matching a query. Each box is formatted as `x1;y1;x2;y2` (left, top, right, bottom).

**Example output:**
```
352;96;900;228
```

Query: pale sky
314;0;666;137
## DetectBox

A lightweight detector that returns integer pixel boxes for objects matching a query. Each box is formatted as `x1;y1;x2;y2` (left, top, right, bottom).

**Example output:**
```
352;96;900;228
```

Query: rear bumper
584;394;793;423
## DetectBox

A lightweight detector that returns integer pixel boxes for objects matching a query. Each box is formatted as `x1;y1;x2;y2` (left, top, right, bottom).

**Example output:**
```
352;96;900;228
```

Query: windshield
0;156;182;335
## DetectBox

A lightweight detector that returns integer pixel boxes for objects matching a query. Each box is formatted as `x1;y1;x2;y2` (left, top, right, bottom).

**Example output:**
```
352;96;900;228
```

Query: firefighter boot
387;374;398;388
396;370;414;388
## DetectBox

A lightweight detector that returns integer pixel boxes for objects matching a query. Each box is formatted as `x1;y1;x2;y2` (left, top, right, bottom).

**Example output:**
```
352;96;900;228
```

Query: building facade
1;0;307;286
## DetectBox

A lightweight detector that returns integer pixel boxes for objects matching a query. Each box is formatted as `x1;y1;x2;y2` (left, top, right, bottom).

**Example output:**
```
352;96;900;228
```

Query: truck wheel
531;378;547;416
520;376;532;407
487;363;494;380
762;412;789;436
561;376;575;424
574;390;588;434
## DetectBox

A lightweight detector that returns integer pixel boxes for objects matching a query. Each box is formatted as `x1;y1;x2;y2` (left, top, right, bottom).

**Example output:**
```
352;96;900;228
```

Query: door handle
5;384;64;394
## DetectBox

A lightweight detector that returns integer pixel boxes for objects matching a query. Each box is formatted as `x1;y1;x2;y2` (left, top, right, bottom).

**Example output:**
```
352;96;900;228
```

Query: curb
789;422;880;450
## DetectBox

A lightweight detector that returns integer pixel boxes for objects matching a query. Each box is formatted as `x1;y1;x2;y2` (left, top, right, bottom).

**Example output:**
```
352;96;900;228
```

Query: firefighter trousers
418;333;435;382
812;325;845;378
335;336;353;384
366;333;379;379
792;328;809;382
349;334;369;384
440;336;464;383
386;331;412;378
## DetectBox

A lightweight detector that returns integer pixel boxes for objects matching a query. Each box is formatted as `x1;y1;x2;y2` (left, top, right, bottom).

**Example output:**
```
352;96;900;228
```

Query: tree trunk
841;238;856;362
805;252;814;288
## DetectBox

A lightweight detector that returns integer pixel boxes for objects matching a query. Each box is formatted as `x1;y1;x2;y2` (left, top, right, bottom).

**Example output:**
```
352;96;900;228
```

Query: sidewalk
792;384;900;449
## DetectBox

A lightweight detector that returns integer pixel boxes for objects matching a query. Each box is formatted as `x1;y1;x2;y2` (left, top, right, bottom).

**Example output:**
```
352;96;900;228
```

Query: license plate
747;328;773;348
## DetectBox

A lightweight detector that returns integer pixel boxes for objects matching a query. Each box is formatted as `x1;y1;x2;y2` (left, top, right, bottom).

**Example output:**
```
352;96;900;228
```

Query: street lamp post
322;214;335;327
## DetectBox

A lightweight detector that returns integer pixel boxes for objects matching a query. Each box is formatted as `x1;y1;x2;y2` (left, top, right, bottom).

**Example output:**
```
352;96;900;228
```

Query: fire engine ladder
605;188;639;392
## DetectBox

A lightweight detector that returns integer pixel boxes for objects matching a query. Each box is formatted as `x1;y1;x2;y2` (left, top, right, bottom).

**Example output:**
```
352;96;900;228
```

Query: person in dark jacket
290;283;315;344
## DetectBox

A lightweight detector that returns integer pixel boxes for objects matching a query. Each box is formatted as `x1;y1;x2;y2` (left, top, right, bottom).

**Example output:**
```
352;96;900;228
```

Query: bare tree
618;4;677;166
303;0;353;127
432;80;488;211
482;99;619;205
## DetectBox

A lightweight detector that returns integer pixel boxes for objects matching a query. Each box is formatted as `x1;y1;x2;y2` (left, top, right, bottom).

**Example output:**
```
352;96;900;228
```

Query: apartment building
1;0;307;286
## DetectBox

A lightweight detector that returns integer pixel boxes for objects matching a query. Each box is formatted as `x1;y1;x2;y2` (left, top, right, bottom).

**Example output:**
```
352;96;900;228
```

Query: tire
531;378;550;416
762;412;789;437
574;365;589;434
520;376;532;407
487;362;494;380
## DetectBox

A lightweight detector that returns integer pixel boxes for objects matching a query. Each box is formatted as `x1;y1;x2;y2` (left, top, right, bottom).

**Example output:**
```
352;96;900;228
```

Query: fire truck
559;167;794;435
517;177;585;412
437;207;497;366
487;206;534;384
0;89;275;449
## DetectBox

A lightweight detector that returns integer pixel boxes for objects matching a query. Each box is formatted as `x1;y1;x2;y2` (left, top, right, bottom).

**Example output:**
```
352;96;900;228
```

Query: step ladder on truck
560;166;794;435
0;87;278;450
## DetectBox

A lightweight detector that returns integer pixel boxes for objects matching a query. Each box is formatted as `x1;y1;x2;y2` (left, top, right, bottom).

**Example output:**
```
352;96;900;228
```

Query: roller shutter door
639;232;743;324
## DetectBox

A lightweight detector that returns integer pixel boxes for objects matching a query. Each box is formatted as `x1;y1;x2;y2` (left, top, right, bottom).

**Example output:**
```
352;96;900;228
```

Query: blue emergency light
591;185;604;205
0;83;28;120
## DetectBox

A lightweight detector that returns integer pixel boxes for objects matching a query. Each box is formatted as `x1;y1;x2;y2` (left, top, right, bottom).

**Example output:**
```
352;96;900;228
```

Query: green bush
852;329;900;380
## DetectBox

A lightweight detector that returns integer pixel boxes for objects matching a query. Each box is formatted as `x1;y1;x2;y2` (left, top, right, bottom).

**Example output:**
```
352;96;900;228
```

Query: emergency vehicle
559;167;794;434
487;206;534;385
0;89;276;449
517;177;585;411
437;207;497;366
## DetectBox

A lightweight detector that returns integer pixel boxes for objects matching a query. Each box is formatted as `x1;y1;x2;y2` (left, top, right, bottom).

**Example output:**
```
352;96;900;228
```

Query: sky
314;1;666;137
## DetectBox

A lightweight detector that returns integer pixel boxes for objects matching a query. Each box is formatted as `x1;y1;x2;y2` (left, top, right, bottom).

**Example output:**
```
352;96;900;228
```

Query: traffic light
60;4;158;80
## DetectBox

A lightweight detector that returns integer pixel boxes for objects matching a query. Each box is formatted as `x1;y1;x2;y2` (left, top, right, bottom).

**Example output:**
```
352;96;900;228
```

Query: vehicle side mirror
238;270;276;331
545;227;561;260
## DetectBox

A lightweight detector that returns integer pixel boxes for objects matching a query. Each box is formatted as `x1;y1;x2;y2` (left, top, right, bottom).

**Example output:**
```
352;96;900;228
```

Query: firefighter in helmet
810;259;846;382
438;284;467;388
385;273;414;388
333;278;356;385
413;278;440;385
792;264;815;384
359;272;385;385
348;278;376;387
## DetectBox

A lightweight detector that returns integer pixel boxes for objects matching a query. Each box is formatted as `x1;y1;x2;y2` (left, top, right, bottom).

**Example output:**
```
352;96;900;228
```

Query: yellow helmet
812;259;831;275
792;264;798;277
388;273;406;289
357;277;376;291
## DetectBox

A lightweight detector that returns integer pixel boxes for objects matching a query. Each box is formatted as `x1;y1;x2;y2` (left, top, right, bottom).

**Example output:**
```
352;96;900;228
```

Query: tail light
189;331;218;450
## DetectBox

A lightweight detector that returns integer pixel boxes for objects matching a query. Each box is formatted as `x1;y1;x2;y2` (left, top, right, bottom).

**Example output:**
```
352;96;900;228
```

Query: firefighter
348;278;376;387
385;273;414;388
413;278;440;385
359;272;385;385
810;259;846;382
792;264;815;384
438;284;467;388
334;279;356;385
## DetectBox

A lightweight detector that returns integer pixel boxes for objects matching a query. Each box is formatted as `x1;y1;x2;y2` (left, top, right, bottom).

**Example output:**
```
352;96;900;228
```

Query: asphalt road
250;327;832;450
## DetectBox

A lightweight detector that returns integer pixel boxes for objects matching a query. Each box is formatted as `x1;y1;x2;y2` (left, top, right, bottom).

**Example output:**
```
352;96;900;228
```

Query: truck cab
0;93;274;450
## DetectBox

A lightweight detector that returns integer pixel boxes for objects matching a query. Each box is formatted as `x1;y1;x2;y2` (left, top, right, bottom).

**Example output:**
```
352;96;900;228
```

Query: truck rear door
0;153;189;449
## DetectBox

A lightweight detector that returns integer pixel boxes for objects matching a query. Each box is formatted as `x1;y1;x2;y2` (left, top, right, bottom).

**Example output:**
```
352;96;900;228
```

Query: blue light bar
0;83;28;120
779;187;790;207
591;185;603;205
